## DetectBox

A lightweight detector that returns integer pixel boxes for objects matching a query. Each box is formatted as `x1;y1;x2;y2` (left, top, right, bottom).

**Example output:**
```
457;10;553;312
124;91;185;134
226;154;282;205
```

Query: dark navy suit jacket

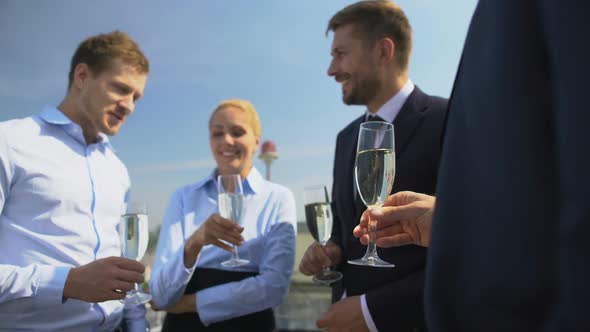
427;0;590;331
331;86;447;331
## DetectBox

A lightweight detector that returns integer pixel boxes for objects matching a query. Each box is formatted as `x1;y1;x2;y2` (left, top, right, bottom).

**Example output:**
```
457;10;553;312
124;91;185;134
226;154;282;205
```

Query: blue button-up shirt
150;167;297;325
0;107;147;331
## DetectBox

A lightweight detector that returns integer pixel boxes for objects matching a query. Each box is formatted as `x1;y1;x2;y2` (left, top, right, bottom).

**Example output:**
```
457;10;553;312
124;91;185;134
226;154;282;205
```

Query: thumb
370;204;419;225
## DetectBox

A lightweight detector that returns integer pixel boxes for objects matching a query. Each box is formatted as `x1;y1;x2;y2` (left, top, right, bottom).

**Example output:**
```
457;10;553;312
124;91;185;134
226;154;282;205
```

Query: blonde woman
150;99;296;331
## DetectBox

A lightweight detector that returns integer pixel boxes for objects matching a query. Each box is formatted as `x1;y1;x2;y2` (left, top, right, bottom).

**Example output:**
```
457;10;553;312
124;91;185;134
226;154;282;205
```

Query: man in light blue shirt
0;31;150;331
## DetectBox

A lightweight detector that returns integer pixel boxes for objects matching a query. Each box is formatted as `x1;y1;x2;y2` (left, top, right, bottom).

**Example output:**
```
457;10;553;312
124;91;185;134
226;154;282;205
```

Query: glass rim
217;173;242;180
126;201;147;214
360;121;394;129
303;184;328;191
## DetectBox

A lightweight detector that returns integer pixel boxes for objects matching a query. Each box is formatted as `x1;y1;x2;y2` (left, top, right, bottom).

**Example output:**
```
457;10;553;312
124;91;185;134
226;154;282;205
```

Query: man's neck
367;74;408;114
58;95;98;145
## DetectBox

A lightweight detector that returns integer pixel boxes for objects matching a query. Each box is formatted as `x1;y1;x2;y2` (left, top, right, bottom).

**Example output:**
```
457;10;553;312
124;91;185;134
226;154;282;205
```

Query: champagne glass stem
367;207;378;257
232;244;241;261
321;265;331;276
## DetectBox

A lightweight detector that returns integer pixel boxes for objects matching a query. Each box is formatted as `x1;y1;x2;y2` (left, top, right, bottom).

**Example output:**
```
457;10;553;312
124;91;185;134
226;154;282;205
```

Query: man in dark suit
299;1;447;331
355;0;590;330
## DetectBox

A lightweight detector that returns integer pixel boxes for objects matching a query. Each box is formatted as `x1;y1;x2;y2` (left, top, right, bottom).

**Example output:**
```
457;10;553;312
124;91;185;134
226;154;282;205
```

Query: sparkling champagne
218;193;244;223
355;148;395;208
304;202;333;245
120;213;149;261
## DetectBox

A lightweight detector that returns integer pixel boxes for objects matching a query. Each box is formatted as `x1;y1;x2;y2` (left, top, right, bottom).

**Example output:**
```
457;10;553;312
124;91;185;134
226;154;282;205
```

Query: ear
72;63;91;89
376;37;395;65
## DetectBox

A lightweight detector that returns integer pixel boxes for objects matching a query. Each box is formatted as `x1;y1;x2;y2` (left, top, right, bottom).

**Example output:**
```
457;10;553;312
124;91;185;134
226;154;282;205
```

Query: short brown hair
210;99;262;139
68;30;149;88
327;0;412;71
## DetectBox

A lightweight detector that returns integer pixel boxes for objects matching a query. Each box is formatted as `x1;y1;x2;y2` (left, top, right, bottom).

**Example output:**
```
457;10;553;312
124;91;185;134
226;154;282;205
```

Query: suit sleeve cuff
361;294;379;332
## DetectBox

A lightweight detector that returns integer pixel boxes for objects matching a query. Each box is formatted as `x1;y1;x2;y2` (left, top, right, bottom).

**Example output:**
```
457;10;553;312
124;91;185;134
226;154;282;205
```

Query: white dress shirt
360;79;415;332
0;107;147;331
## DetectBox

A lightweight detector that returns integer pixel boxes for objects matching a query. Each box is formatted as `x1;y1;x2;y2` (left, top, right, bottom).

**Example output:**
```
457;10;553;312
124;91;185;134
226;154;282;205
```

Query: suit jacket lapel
346;116;366;218
393;86;429;157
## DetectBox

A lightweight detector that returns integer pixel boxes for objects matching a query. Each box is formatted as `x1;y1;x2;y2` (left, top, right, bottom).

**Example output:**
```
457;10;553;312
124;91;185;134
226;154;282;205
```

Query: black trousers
162;268;275;332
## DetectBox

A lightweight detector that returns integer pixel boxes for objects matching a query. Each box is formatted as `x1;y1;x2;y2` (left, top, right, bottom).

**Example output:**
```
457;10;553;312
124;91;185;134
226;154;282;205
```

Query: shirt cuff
360;294;378;332
36;266;70;305
124;303;149;332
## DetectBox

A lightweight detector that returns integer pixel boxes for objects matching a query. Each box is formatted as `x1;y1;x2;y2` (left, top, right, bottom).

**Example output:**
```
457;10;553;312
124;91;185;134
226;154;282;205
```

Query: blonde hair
209;99;262;138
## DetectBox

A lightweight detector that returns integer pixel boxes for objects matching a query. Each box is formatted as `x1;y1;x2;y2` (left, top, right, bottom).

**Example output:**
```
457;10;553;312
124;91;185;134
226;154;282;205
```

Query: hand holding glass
304;185;343;285
218;174;250;267
119;202;152;305
349;121;396;267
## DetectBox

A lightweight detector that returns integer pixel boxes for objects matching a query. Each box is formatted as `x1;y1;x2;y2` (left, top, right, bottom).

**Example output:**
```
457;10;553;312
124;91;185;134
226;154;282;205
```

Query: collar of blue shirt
38;106;114;150
194;166;265;195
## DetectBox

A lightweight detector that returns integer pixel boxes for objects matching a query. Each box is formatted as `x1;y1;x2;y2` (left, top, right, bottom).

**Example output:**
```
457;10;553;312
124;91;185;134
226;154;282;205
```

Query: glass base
221;258;250;267
313;270;343;286
122;290;152;305
348;254;395;268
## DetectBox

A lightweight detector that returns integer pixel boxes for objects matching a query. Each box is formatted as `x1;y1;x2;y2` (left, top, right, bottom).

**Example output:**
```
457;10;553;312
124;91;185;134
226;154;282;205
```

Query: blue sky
0;0;477;228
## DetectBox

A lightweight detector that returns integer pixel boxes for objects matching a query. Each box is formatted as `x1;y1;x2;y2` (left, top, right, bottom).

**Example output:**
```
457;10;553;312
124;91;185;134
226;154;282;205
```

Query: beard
343;75;381;106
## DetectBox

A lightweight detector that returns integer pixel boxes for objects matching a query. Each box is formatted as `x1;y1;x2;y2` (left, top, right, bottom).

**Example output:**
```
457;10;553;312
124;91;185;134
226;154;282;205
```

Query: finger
315;244;335;266
382;191;418;206
299;254;318;275
108;290;126;301
115;269;145;284
352;225;368;238
375;234;414;248
211;239;234;252
111;257;146;273
299;261;313;275
374;224;404;237
370;205;416;225
111;280;136;292
213;215;244;231
359;233;369;245
300;259;321;276
208;224;244;246
316;312;330;328
300;249;323;275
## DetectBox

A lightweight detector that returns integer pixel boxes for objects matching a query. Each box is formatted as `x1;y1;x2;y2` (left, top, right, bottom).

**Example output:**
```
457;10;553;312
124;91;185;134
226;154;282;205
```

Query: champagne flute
304;185;343;285
348;121;396;267
119;201;152;305
218;174;250;267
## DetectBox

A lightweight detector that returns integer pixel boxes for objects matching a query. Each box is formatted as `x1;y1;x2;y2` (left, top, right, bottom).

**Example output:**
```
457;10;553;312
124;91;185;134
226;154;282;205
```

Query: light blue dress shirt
0;107;147;332
150;167;297;326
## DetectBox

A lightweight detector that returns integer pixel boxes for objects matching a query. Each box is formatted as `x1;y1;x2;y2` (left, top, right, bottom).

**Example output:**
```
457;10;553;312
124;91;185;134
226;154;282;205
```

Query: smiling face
327;24;382;107
73;58;147;143
209;106;260;179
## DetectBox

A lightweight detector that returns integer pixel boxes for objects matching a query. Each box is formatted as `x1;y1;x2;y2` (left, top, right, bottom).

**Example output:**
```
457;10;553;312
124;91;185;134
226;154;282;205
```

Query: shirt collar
195;166;265;195
365;79;415;123
38;106;114;150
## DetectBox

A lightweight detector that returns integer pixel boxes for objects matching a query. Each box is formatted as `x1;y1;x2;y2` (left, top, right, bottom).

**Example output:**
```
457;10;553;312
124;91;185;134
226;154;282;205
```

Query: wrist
183;240;202;268
186;293;197;313
62;267;78;301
